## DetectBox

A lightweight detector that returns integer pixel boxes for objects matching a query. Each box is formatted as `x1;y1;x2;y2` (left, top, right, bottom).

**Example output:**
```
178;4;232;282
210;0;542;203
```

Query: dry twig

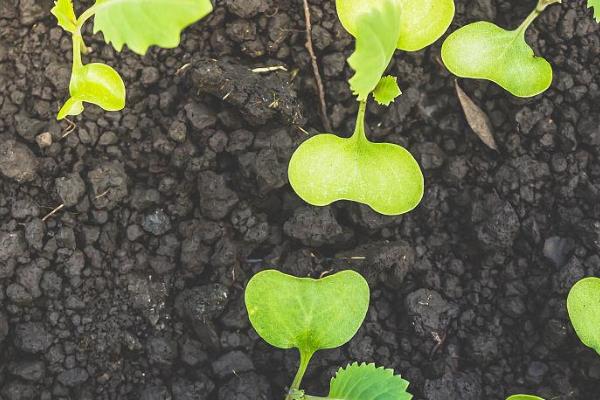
302;0;332;132
42;204;65;222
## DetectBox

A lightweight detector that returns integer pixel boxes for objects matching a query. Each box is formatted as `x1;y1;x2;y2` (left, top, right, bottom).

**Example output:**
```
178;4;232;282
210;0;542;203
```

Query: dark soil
1;0;600;399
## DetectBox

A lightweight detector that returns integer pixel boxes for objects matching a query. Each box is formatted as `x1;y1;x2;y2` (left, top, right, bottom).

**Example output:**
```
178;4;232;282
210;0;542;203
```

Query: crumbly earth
1;0;600;399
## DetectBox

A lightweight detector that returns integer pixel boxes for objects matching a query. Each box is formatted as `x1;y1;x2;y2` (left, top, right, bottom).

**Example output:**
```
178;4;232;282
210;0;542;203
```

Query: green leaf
288;107;424;216
244;270;369;355
58;62;126;120
336;0;455;51
346;0;402;101
506;396;545;400
373;76;401;106
567;277;600;355
590;0;600;22
51;0;77;33
93;0;213;55
328;363;413;400
441;21;552;98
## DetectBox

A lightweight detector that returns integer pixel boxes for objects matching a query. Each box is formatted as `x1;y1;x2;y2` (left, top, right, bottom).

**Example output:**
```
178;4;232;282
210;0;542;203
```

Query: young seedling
567;277;600;356
441;0;600;97
506;395;545;400
50;0;213;120
288;0;455;216
245;269;413;399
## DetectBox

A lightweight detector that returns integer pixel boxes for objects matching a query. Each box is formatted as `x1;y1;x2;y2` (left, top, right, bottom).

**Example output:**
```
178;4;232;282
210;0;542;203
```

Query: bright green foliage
589;0;600;22
51;0;77;33
346;0;402;101
245;270;369;355
329;363;413;400
93;0;213;55
441;21;552;97
51;0;212;119
374;76;402;106
58;62;126;120
336;0;455;51
567;277;600;355
288;103;424;216
506;395;545;400
396;0;455;51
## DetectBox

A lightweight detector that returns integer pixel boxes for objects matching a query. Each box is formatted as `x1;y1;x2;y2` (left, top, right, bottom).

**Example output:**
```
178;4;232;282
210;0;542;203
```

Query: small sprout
288;0;451;216
329;363;412;400
567;277;600;355
50;0;213;119
374;76;402;106
288;102;424;216
506;395;545;400
442;0;600;97
245;270;413;399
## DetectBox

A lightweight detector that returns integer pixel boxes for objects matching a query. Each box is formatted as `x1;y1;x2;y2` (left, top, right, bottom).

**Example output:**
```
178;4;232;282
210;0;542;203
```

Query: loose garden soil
1;0;600;399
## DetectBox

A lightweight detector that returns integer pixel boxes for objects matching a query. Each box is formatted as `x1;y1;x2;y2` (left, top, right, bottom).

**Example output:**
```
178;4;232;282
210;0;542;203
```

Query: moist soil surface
1;0;600;399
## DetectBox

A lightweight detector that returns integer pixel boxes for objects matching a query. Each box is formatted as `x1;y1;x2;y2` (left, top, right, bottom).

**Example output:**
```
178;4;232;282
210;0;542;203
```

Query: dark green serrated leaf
328;362;413;400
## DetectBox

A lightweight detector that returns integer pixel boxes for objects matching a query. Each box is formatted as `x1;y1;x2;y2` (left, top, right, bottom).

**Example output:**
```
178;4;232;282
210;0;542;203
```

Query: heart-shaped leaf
337;0;455;52
93;0;213;55
506;395;545;400
58;62;125;120
245;270;369;355
441;21;552;97
329;363;413;400
567;277;600;355
288;107;424;216
51;0;77;33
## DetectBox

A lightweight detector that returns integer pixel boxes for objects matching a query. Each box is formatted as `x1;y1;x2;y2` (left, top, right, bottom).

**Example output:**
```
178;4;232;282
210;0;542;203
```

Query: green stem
70;4;98;70
518;0;561;32
350;101;368;144
285;350;314;400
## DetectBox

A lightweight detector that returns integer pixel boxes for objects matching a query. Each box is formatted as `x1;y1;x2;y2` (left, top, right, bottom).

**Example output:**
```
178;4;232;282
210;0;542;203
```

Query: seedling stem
351;101;368;144
286;349;315;400
519;0;561;32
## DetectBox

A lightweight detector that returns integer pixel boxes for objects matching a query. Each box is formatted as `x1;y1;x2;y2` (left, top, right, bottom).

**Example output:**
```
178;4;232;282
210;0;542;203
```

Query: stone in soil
0;139;38;182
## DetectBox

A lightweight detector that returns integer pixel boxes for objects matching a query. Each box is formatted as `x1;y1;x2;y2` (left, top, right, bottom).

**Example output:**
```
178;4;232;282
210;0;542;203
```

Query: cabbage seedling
245;269;413;400
288;0;455;216
506;395;545;400
441;0;600;97
567;277;600;356
50;0;213;120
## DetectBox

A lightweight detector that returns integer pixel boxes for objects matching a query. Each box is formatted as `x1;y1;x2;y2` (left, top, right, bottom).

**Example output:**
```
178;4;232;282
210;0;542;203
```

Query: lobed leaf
589;0;600;22
373;76;402;106
506;396;545;400
51;0;77;33
58;63;125;120
567;277;600;355
346;0;402;100
441;22;552;97
93;0;213;55
244;270;369;355
328;362;413;400
288;133;424;216
337;0;455;51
